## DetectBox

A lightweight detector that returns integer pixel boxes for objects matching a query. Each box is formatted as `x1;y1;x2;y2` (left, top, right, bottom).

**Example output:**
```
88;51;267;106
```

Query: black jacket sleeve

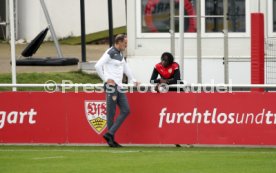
150;68;160;84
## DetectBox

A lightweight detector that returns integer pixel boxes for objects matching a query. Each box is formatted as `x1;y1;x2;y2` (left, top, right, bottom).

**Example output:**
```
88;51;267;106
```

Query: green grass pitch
0;145;276;173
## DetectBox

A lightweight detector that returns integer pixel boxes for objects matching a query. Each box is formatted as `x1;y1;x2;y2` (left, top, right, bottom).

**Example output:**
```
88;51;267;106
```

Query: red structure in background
144;0;196;32
251;13;265;92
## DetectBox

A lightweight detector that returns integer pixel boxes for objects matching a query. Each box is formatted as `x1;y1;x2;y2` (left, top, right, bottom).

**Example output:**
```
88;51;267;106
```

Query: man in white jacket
95;34;139;147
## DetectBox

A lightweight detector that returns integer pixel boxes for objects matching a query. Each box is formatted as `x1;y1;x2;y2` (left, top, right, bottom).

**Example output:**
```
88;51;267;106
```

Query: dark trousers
104;84;130;135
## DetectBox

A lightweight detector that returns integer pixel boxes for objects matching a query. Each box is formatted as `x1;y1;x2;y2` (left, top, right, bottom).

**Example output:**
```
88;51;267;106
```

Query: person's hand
154;83;160;92
134;82;140;87
159;79;168;84
106;79;115;85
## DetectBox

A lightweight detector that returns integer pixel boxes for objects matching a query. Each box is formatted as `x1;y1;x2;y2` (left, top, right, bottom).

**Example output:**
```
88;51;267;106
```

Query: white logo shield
85;101;107;134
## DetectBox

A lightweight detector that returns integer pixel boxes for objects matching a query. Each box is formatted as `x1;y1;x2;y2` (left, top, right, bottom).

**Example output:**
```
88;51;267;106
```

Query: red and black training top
150;62;181;84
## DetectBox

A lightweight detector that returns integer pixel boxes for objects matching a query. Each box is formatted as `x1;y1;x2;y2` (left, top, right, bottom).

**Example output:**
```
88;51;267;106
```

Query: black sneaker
103;133;116;147
175;144;181;147
113;141;123;147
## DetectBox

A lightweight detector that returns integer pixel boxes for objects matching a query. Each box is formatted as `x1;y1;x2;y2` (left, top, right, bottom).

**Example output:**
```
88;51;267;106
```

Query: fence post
251;13;264;92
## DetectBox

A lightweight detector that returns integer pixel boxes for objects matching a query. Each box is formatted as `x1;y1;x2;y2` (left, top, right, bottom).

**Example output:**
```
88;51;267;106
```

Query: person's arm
123;60;137;83
167;68;181;84
150;68;160;84
95;53;110;82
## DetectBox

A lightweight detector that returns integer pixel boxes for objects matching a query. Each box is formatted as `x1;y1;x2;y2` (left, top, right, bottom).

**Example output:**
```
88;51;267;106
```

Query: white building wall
17;0;126;42
126;0;269;84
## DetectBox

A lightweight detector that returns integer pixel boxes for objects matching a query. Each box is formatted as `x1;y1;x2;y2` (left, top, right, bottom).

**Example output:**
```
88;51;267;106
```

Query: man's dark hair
115;34;126;44
161;52;174;66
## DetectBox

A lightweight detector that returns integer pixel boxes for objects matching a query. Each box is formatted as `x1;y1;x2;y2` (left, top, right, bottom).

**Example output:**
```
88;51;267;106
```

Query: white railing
0;83;276;89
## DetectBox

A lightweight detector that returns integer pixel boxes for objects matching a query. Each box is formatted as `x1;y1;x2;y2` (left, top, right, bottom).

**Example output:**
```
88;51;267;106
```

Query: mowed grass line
0;146;276;173
0;71;102;91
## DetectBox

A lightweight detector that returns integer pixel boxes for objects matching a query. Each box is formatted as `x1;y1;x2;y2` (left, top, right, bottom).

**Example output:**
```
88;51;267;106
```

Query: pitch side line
0;149;276;155
32;156;65;160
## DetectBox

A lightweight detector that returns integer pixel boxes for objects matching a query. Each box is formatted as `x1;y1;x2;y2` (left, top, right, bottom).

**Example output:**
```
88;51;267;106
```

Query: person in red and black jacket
150;52;182;91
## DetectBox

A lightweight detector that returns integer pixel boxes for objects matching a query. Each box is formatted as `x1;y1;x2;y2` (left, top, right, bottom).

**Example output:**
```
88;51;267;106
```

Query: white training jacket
95;47;136;87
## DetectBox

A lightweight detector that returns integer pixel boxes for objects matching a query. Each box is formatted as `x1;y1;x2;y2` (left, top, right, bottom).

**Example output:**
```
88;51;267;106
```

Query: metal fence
265;38;276;84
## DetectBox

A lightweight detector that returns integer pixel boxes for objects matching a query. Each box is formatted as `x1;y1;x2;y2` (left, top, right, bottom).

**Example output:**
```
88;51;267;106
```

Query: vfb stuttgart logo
85;101;107;134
